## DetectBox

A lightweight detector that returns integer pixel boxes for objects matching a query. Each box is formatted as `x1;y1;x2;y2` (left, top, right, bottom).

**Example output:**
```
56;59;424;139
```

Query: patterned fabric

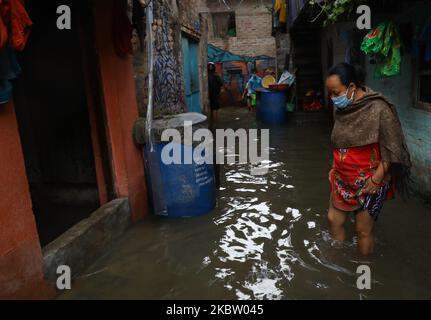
360;183;391;221
331;143;394;219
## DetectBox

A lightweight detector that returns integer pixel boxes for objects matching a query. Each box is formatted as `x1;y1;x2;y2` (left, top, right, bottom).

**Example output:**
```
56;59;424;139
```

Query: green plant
309;0;368;26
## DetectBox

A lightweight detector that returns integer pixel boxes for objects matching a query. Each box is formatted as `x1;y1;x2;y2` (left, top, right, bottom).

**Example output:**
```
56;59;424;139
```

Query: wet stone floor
60;107;431;300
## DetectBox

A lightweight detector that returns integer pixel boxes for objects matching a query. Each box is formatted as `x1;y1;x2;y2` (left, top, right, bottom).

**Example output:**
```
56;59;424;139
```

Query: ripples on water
202;148;373;300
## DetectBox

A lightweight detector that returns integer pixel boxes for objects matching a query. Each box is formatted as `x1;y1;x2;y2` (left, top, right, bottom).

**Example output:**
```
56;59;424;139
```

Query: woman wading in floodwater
326;63;412;256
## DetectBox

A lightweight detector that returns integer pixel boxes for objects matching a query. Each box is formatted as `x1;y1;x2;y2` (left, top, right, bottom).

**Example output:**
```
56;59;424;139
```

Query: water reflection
61;109;431;300
205;148;367;299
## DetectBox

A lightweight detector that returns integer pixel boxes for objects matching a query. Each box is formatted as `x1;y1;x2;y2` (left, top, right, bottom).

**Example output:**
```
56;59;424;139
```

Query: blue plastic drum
144;113;216;218
256;89;287;124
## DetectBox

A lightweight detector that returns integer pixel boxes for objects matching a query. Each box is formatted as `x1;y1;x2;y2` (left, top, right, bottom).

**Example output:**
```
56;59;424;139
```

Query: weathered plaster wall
364;2;431;198
275;31;293;75
366;59;431;198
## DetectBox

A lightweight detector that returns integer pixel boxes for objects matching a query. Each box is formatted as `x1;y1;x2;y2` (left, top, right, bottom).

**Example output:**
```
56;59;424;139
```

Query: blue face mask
332;87;355;109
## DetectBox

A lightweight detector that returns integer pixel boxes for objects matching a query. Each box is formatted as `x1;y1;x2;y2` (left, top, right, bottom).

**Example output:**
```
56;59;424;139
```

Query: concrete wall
275;31;293;75
205;0;276;58
320;2;431;198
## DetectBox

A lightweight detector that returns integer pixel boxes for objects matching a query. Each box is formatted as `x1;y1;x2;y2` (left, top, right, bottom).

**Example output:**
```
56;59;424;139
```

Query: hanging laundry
361;21;403;78
0;43;21;104
0;0;32;51
274;0;287;24
0;13;8;49
0;0;29;105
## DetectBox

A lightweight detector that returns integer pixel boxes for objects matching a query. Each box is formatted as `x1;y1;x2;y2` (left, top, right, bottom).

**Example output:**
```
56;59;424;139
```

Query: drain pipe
144;0;168;215
145;0;155;150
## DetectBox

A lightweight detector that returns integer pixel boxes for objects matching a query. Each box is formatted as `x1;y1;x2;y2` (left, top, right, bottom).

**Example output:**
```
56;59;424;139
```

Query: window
414;46;431;111
211;12;236;38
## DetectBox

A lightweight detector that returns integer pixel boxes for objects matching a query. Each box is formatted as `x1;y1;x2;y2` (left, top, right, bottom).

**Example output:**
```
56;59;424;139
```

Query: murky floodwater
61;107;431;300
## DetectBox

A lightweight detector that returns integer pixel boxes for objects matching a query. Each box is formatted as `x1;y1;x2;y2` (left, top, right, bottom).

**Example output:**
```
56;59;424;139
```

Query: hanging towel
0;0;32;51
0;43;21;104
0;13;8;49
274;0;287;24
361;21;402;78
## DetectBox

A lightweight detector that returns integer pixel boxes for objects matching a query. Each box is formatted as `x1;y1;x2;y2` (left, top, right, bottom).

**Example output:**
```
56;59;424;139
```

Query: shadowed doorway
13;0;111;247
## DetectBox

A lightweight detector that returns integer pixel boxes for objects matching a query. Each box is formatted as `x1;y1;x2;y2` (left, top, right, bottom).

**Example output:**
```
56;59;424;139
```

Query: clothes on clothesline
0;0;31;104
0;0;32;51
361;21;402;78
272;0;287;33
274;0;287;24
0;43;21;104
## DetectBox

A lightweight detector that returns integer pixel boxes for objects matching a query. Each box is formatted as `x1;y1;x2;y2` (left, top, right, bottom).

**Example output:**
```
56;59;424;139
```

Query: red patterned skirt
331;143;394;216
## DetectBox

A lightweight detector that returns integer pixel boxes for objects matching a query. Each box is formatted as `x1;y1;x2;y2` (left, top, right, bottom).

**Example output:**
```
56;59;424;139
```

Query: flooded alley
3;0;431;302
60;107;431;300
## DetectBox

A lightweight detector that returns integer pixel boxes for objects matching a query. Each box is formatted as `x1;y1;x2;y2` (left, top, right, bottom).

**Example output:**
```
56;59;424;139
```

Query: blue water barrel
256;89;287;124
144;113;216;218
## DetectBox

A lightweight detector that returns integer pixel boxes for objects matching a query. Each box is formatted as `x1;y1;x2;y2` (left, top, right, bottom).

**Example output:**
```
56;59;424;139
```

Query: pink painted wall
0;101;53;299
0;0;148;298
94;0;149;222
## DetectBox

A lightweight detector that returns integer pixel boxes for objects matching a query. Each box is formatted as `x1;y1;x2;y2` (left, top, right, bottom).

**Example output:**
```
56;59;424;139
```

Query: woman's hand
328;169;334;183
361;174;384;195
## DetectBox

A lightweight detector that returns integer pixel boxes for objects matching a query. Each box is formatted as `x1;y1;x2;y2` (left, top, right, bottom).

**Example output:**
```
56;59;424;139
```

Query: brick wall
205;0;276;58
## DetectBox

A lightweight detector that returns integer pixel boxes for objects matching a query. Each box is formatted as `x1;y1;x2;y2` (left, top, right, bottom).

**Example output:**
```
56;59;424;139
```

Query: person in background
326;62;411;256
243;68;262;112
208;62;223;123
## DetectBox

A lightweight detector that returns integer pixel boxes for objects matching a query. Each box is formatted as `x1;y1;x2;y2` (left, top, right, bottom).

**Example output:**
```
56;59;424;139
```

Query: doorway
13;0;108;247
181;35;201;113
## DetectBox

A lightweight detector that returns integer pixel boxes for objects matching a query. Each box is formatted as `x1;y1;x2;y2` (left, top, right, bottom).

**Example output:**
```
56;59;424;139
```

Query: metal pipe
145;0;155;151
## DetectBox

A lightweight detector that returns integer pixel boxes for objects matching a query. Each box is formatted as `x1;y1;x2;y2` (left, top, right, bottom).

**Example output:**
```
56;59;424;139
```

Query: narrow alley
59;107;431;300
2;0;431;304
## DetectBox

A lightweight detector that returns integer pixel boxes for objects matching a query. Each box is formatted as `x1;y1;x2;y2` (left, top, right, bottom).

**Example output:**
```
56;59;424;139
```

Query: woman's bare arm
372;161;391;184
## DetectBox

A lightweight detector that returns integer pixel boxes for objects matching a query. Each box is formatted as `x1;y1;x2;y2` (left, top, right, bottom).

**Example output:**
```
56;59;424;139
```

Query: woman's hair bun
353;64;365;86
327;62;365;87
